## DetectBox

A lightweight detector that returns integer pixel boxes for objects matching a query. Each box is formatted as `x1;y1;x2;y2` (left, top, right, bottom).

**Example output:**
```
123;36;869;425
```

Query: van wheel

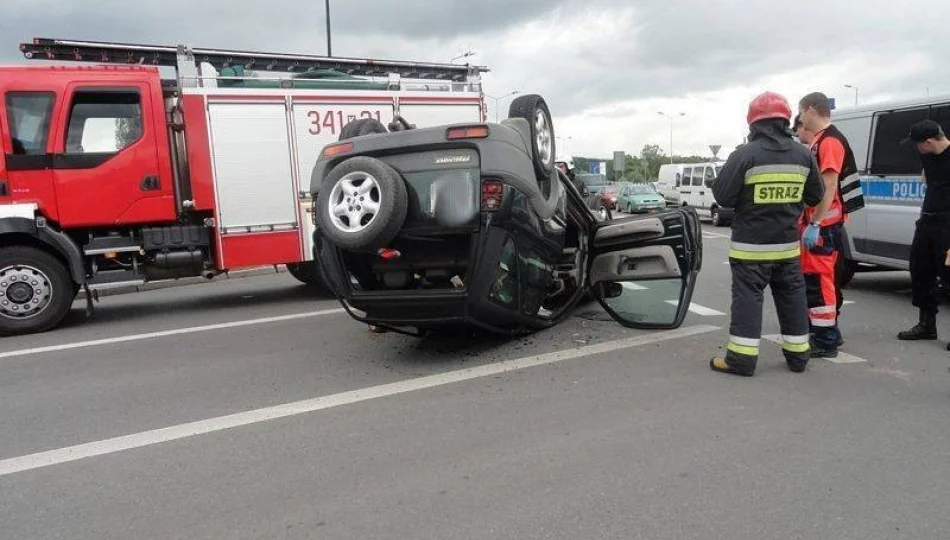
508;94;556;179
711;206;724;227
0;246;76;337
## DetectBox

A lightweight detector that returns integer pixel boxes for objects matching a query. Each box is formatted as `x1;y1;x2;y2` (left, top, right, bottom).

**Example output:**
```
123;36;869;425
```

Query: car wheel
286;261;329;289
507;94;555;179
0;246;76;337
339;118;388;140
315;156;408;250
836;256;858;288
711;206;723;227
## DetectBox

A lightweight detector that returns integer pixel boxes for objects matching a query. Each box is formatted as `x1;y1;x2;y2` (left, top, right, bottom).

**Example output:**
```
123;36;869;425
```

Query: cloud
2;0;949;159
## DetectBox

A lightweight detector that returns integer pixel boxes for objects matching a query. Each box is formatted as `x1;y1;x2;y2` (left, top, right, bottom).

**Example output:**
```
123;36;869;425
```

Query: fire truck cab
0;38;487;336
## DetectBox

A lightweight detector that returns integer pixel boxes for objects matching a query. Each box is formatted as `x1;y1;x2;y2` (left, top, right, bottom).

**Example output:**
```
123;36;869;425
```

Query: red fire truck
0;38;487;336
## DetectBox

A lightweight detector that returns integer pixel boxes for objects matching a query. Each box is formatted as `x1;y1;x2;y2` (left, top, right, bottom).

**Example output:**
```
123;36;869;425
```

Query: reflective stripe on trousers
729;241;801;262
724;259;811;370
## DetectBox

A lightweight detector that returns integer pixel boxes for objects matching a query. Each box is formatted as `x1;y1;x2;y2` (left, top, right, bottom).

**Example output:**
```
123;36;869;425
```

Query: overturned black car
308;94;703;336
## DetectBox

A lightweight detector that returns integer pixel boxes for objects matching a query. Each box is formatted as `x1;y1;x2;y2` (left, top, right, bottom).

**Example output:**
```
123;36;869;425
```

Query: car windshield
629;184;657;195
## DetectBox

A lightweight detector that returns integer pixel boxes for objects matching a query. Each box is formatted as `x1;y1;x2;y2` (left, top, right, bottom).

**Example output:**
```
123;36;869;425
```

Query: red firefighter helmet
747;91;792;125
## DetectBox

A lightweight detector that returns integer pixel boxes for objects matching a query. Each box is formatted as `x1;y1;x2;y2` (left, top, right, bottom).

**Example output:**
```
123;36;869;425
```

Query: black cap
901;119;945;146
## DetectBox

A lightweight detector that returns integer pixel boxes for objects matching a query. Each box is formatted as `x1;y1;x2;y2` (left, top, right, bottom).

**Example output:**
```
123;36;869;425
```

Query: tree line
572;144;715;183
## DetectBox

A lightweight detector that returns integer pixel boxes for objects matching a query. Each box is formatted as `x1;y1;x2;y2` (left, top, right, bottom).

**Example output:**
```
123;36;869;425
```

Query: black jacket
712;119;825;262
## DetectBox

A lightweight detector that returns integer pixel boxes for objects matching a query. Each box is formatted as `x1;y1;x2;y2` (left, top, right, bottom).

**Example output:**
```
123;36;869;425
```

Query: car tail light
446;125;489;140
378;248;401;260
481;180;504;211
322;141;353;158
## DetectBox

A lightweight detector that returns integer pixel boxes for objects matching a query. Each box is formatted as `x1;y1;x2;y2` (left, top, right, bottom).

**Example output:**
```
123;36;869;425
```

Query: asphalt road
2;223;949;539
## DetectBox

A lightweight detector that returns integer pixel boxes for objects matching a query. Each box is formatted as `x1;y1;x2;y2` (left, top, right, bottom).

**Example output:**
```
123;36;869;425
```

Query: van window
5;92;55;155
682;167;692;187
869;107;929;175
692;167;705;186
64;90;142;154
930;103;950;137
704;166;715;187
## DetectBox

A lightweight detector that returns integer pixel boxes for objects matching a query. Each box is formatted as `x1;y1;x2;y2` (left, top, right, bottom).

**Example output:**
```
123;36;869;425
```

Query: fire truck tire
286;261;329;289
0;246;76;337
339;118;389;140
507;94;556;179
315;156;408;251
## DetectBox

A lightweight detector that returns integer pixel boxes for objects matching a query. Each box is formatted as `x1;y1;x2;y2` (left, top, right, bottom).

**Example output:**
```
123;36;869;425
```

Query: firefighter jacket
712;119;825;262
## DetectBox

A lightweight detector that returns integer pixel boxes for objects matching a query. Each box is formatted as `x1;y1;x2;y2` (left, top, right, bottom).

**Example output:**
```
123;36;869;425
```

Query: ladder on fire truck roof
19;37;488;89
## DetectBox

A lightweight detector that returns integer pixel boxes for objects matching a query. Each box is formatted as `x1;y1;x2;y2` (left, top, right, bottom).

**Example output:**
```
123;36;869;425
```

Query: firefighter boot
897;310;938;341
710;352;756;377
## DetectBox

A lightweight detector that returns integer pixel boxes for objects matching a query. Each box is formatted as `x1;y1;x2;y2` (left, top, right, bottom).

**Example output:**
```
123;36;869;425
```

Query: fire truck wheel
0;246;76;337
339;118;388;140
286;261;329;289
315;156;408;250
507;94;556;180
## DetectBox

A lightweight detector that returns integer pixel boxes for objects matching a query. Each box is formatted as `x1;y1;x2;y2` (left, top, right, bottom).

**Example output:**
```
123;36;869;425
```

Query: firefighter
710;91;825;376
797;92;864;358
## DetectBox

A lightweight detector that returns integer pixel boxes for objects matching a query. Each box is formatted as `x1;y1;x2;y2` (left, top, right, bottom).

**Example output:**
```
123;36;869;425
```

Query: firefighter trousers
802;223;843;350
725;259;811;374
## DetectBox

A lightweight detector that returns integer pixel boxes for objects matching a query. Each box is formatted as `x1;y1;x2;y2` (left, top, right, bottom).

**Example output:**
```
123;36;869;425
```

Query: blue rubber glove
802;223;821;250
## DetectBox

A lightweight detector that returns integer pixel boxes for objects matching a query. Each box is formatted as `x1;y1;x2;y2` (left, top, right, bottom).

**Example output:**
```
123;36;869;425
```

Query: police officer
710;91;825;376
896;120;950;349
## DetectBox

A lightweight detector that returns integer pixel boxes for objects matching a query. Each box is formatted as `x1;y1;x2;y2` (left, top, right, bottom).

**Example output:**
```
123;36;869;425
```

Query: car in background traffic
617;183;667;214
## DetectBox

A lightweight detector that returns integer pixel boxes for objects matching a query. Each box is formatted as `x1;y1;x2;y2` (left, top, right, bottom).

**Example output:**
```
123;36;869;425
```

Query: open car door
587;207;703;329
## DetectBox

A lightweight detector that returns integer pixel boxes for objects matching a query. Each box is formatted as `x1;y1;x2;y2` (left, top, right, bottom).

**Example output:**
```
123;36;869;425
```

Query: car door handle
0;180;7;197
140;175;160;191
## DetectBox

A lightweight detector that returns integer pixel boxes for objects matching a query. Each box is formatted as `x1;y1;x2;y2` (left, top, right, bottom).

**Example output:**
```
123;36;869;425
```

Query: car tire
837;256;857;288
315;156;408;251
339;118;388;140
0;246;76;337
286;261;329;289
507;94;555;179
711;206;723;227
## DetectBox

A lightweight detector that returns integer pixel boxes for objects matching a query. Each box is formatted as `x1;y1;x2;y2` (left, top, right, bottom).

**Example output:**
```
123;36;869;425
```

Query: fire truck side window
64;90;142;154
4;92;55;156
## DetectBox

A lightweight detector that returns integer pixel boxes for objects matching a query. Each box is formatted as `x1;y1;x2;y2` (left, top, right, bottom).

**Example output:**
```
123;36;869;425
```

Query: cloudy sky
2;0;947;161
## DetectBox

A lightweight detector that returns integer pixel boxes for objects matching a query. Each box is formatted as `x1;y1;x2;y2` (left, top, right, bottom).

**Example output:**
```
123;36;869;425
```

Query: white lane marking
0;324;720;477
762;334;867;364
621;282;649;291
0;308;346;361
842;300;855;305
667;301;726;316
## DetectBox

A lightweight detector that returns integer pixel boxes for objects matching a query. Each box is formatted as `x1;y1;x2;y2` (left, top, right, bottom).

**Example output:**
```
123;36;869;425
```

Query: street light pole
451;51;475;63
486;91;520;122
325;0;332;57
657;112;685;164
844;84;858;106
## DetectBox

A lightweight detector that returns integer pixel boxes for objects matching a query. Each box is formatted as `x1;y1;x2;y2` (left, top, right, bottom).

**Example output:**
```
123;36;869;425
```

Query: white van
657;162;732;226
831;93;950;283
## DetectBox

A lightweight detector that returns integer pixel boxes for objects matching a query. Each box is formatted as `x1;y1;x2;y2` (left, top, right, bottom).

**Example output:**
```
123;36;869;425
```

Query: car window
869;107;929;175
